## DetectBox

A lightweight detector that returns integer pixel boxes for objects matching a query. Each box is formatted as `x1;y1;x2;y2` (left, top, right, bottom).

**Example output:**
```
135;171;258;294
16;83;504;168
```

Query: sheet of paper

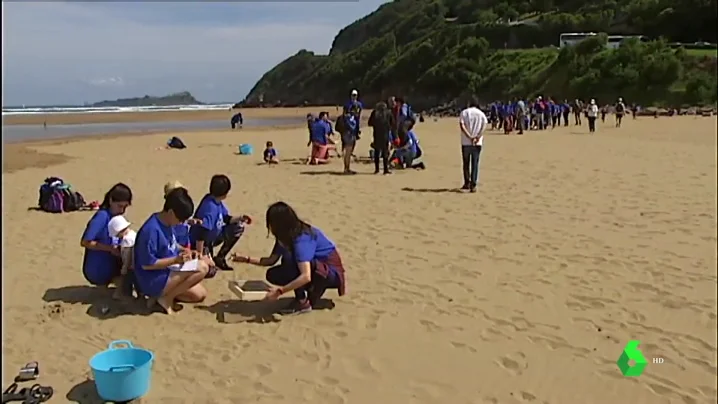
169;258;199;272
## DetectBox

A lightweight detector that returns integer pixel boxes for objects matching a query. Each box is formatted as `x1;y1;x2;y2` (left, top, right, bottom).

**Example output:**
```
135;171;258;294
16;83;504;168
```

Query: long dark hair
265;201;312;254
100;183;133;210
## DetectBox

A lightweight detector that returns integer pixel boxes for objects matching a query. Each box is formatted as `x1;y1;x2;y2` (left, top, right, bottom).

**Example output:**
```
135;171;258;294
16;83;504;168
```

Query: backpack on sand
167;136;187;149
38;177;86;213
61;188;86;212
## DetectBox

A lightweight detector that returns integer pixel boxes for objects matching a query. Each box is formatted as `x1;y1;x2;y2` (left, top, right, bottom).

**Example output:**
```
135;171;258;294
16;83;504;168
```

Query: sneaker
279;299;312;315
213;257;234;271
470;186;477;193
461;183;471;190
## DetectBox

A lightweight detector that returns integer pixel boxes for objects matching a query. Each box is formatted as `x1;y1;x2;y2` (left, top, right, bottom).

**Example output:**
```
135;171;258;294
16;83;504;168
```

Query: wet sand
2;106;347;126
2;115;716;404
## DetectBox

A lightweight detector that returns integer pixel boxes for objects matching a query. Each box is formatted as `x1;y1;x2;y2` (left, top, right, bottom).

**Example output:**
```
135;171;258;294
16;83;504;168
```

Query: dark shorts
341;133;356;148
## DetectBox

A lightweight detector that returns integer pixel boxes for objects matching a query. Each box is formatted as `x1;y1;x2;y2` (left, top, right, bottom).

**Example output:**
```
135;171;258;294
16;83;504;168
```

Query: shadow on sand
401;187;464;194
42;285;156;320
67;378;138;404
196;298;335;324
299;170;372;176
66;379;104;404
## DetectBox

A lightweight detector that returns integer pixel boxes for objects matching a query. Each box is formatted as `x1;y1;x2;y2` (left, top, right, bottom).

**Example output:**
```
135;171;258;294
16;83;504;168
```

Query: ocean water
2;118;299;142
1;103;233;116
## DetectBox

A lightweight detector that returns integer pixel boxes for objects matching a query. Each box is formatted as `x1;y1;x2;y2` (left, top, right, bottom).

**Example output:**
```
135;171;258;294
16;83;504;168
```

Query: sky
2;1;388;106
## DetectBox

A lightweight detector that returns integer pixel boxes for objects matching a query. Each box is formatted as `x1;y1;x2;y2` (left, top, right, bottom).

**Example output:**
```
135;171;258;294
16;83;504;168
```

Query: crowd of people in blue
305;90;425;174
487;96;631;135
81;178;346;315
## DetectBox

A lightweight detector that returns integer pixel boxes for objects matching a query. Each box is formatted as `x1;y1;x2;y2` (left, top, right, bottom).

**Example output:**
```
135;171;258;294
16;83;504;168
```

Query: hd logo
616;340;648;377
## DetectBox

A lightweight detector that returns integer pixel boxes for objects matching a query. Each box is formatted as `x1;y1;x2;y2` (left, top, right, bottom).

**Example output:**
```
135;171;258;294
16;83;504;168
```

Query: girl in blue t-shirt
135;188;209;314
231;201;346;314
80;183;133;287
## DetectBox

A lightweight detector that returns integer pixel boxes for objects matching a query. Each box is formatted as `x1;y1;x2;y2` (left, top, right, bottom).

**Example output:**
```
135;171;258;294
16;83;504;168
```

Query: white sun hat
108;215;131;238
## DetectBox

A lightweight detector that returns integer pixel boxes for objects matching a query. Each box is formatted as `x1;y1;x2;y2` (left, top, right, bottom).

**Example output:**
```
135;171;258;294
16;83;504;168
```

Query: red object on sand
243;216;252;224
88;201;100;210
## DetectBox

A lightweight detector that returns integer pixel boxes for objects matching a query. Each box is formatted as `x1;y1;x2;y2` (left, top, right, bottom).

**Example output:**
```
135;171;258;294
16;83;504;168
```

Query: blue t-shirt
271;227;337;264
81;209;119;285
310;120;331;145
134;213;179;297
407;130;419;155
173;224;190;247
190;194;229;246
345;100;363;118
263;147;277;160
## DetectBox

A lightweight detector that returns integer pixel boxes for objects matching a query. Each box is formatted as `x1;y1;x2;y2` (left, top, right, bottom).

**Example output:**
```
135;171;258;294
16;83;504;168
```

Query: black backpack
167;136;186;149
62;188;86;212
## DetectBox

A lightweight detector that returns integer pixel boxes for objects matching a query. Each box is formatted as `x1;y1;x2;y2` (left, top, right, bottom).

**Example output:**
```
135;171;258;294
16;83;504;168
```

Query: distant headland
90;91;203;107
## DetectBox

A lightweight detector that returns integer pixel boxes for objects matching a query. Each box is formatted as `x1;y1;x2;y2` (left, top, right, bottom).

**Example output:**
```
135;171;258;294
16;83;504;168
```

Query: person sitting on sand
164;181;217;280
231;201;346;314
190;175;251;272
263;141;279;164
393;118;419;169
80;183;133;290
134;188;209;314
308;112;335;165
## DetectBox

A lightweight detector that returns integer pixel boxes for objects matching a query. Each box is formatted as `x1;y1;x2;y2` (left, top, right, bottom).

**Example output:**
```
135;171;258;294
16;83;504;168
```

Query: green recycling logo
617;340;648;377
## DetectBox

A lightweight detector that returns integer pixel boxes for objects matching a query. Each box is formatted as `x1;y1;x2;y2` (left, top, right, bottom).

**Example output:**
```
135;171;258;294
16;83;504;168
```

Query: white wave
1;104;234;116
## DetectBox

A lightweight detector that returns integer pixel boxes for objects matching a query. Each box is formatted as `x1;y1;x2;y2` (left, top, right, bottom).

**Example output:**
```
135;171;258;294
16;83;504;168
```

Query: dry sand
2;116;716;404
2;106;349;126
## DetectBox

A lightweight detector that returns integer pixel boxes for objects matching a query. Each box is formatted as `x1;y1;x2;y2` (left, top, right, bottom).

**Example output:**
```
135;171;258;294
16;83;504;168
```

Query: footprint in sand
44;302;64;319
495;351;528;375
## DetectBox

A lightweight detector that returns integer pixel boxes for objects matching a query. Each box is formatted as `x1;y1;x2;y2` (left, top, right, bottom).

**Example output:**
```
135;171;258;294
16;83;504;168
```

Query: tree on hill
244;0;717;108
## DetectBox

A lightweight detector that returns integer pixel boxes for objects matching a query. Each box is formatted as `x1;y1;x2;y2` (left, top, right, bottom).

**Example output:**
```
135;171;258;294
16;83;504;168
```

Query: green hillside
244;0;717;108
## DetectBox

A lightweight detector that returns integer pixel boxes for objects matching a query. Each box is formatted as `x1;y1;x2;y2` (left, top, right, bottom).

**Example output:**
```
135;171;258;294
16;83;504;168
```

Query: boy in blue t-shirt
263;141;278;164
189;175;251;272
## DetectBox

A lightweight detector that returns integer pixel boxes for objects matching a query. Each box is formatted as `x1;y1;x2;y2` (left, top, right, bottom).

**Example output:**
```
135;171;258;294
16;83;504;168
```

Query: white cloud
87;77;125;87
2;2;386;105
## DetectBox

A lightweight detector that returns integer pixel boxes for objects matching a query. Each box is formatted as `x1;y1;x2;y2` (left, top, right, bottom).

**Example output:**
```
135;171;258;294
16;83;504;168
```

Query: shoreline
2;106;345;126
2;122;304;173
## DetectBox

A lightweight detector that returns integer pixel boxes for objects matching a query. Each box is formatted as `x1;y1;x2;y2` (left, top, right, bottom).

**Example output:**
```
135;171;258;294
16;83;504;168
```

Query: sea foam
1;104;233;116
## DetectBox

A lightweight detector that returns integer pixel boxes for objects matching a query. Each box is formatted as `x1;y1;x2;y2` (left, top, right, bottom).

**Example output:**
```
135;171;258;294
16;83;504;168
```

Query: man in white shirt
459;97;488;193
587;99;599;133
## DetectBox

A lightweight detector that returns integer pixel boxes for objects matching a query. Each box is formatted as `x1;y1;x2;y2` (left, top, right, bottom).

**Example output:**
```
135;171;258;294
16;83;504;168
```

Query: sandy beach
2;106;348;126
2;115;716;403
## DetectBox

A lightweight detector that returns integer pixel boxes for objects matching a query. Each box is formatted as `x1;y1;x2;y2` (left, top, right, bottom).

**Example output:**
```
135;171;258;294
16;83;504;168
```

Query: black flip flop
3;383;24;403
23;384;53;404
2;383;52;404
14;362;39;383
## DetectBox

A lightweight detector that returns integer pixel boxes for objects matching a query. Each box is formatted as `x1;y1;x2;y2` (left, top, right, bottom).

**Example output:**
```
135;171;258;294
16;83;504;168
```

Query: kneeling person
190;174;250;271
134;188;209;314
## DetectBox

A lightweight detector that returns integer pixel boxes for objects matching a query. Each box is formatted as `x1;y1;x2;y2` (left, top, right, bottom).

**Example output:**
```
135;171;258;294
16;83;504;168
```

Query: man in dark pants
368;101;395;175
459;97;488;193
